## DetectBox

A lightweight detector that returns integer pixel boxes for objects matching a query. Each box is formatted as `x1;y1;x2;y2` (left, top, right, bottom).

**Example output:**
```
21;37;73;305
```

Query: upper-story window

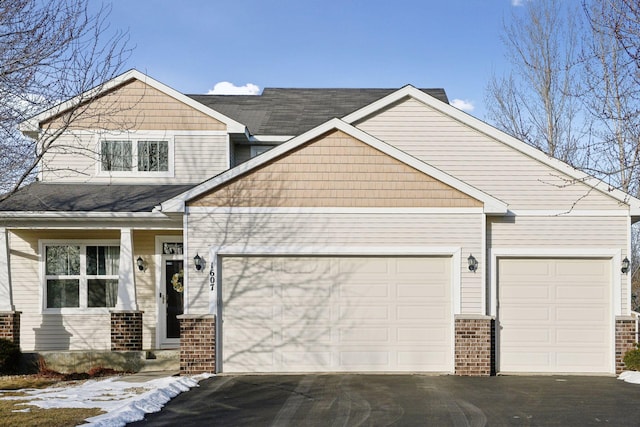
99;138;172;176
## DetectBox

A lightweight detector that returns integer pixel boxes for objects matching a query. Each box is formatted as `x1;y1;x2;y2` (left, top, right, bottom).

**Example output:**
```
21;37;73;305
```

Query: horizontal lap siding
10;230;119;350
41;132;228;184
187;212;483;315
190;130;481;208
356;99;623;211
40;78;229;184
9;229;178;351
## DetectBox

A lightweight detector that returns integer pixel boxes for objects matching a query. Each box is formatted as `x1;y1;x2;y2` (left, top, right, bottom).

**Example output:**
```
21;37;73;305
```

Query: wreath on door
171;270;184;293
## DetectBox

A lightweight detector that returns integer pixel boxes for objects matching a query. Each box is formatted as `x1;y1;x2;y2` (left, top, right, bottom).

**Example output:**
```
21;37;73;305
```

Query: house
0;69;637;376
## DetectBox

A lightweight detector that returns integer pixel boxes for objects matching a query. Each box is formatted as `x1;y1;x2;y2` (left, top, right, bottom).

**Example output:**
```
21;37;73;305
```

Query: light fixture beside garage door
468;254;478;272
622;257;630;274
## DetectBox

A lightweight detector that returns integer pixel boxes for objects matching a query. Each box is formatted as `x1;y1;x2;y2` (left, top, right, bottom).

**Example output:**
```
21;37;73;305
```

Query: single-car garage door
221;256;452;373
498;258;612;374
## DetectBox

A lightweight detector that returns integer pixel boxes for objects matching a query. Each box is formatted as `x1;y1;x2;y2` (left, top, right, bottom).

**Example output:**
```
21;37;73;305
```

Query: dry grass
0;370;126;426
0;397;104;427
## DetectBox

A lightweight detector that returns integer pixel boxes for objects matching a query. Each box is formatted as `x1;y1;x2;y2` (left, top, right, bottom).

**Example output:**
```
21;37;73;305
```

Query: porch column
111;228;142;351
0;227;14;312
115;228;138;311
0;227;20;346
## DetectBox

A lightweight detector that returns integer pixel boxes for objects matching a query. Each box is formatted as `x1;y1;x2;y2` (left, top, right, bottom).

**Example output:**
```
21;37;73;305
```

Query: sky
99;0;526;120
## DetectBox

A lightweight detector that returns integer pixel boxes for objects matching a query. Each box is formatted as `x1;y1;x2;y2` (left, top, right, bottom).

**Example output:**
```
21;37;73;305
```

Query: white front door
157;240;184;348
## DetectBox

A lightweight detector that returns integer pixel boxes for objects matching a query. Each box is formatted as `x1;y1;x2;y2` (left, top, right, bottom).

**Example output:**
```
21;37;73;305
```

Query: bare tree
0;0;129;198
485;0;584;166
581;0;640;197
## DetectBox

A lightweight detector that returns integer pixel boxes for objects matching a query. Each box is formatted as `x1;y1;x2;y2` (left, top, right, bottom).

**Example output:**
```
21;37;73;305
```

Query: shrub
0;338;21;374
624;343;640;371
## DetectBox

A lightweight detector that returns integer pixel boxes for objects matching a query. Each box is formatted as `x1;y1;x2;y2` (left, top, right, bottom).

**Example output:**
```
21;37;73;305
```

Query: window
101;141;132;171
100;139;170;174
138;140;169;171
44;243;119;309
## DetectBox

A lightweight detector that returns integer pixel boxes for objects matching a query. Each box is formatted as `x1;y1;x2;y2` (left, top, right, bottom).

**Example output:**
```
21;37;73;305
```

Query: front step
140;349;180;372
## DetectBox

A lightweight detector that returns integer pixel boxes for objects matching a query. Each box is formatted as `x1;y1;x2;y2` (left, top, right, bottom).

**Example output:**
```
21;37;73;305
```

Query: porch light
468;254;478;272
622;257;630;274
194;253;204;271
136;256;145;271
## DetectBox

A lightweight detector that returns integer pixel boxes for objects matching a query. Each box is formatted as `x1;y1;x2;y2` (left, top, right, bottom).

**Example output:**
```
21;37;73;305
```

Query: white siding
186;211;484;315
357;98;625;211
9;229;165;351
40;131;228;184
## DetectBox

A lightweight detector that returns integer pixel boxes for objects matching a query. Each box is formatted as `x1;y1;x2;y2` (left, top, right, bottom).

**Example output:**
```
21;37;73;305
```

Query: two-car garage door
498;258;612;374
221;256;453;373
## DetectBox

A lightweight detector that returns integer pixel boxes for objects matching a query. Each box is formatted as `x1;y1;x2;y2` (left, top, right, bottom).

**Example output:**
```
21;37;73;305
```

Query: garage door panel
556;286;606;300
339;283;389;298
397;284;446;298
499;258;612;374
339;328;390;343
397;305;448;320
222;256;452;373
397;327;449;344
556;328;608;344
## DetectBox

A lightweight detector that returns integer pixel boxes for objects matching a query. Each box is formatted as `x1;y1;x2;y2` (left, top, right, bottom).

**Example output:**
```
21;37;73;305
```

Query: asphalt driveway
129;374;640;426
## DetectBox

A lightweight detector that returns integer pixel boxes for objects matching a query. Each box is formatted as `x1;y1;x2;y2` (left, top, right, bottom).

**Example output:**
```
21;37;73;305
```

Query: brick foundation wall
0;312;20;347
455;316;494;376
110;311;143;351
616;316;637;374
179;315;215;375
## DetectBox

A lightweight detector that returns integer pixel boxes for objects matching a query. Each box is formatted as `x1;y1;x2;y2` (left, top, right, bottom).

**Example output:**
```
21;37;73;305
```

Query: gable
356;97;628;212
188;130;483;208
41;79;226;131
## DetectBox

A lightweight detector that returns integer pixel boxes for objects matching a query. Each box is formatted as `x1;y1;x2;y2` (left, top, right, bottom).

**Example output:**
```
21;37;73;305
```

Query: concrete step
140;349;180;372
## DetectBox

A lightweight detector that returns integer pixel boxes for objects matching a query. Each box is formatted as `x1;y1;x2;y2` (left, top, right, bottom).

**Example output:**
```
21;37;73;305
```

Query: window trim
40;239;120;314
96;134;175;178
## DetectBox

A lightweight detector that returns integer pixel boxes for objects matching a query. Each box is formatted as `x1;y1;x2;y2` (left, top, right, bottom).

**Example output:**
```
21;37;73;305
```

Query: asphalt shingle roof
0;183;194;212
188;87;448;135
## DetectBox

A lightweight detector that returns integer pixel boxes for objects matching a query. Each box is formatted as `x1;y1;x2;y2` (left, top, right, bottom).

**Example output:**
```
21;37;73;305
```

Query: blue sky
104;0;523;120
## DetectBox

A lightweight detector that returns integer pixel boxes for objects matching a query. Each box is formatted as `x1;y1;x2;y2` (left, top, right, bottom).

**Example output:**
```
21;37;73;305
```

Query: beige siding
9;229;181;351
187;212;483;315
190;130;482;208
10;230;118;351
41;132;229;184
42;79;225;131
488;215;629;314
357;98;625;211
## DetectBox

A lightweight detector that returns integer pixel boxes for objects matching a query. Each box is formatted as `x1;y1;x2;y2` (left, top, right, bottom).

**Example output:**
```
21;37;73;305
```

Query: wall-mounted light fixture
194;253;205;271
136;256;145;271
468;254;478;272
622;257;630;274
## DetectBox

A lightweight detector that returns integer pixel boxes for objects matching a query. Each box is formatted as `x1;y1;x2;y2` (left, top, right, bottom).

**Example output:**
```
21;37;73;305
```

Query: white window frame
40;239;120;314
96;132;175;178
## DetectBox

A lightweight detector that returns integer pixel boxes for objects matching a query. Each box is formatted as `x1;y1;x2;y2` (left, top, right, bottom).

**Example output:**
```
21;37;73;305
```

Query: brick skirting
616;316;637;374
179;315;215;375
110;311;143;351
0;312;20;347
455;316;494;376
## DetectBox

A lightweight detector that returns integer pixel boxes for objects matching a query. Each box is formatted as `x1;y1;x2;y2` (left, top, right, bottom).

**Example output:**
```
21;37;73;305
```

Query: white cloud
511;0;526;6
207;81;260;95
450;99;475;112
